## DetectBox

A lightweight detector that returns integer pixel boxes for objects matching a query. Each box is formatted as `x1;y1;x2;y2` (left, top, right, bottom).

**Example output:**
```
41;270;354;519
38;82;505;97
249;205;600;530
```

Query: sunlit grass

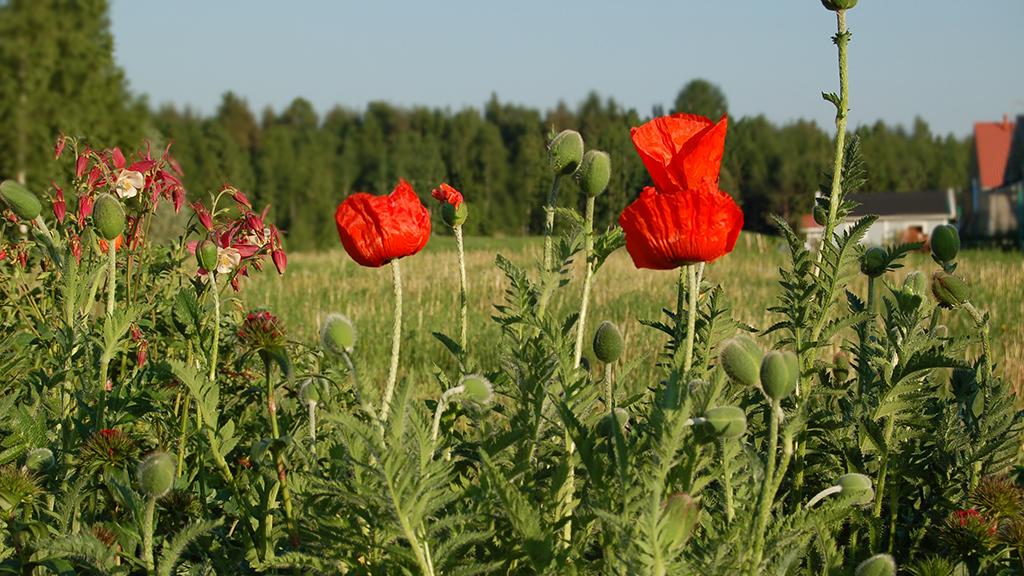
243;234;1024;404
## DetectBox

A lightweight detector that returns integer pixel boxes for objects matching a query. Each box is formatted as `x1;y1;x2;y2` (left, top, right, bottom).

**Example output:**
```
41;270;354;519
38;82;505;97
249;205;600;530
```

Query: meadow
244;234;1024;405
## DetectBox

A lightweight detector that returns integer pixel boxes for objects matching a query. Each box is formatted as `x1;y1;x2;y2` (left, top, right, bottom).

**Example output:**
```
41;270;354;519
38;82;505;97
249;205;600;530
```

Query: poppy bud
137;452;175;499
813;204;827;227
821;0;857;11
0;180;42;221
196;240;218;273
442;202;468;227
854;554;895;576
704;406;747;439
661;493;700;552
719;336;762;387
931;271;970;309
460;374;493;405
548;130;584;175
860;247;887;278
930;224;960;263
23;448;54;474
576;150;611;197
320;314;356;355
92;194;125;241
300;379;324;405
593;321;624;363
837;473;874;505
597;407;630;438
902;271;927;297
760;351;796;401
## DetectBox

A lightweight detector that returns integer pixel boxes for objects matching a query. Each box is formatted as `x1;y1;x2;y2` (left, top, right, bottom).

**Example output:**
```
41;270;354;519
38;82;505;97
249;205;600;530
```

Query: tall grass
244;234;1024;404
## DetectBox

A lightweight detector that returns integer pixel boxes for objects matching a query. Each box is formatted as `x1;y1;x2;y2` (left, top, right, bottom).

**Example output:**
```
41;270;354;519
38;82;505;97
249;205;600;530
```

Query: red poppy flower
431;182;463;209
619;113;743;269
335;179;431;268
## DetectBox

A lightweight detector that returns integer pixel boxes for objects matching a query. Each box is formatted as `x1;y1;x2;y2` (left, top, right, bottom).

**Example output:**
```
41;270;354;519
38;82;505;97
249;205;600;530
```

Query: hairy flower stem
96;241;118;425
106;239;116;317
542;176;561;275
872;415;894;518
859;276;877;394
381;259;403;424
749;400;781;573
430;385;464;445
142;496;156;573
454;224;468;359
964;303;992;381
538;176;561;317
264;359;298;548
573;196;596;369
208;278;220;385
682;264;701;374
819;10;851;267
604;362;615;414
719;440;735;523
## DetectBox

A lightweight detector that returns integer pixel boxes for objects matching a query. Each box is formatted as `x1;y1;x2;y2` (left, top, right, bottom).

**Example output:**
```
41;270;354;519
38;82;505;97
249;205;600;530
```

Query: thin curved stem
454;225;468;359
749;400;780;573
430;385;465;445
381;259;403;424
105;238;116;317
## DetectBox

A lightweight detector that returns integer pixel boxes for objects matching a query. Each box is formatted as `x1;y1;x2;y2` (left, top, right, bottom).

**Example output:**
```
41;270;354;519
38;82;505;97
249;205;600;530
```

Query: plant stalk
142;496;156;573
381;259;403;424
573;196;596;369
750;400;781;573
454;224;468;359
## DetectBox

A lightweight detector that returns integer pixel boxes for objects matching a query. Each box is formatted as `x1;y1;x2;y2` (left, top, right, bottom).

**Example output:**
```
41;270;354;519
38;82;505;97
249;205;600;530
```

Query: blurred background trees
0;0;972;250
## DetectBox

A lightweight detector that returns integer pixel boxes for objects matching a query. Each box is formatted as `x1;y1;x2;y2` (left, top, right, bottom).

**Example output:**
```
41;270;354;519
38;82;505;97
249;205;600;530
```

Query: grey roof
846;190;953;217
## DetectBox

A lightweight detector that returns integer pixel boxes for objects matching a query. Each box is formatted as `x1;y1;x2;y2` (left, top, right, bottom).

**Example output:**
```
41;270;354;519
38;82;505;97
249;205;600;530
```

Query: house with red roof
965;115;1023;243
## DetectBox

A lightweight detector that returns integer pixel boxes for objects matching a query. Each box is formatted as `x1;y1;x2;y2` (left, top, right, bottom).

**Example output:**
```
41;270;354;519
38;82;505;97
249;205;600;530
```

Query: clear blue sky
110;0;1023;137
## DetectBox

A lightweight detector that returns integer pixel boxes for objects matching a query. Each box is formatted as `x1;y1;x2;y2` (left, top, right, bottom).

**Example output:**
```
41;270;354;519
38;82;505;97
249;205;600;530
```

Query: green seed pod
821;0;857;11
813;204;827;227
92;194;125;241
23;448;54;474
137;452;175;499
837;473;874;505
902;271;927;297
0;180;42;221
196;240;219;273
860;247;887;278
593;321;624;364
760;351;795;401
320;314;356;354
704;406;747;439
549;129;584;175
442;201;468;227
931;271;970;309
461;374;493;405
597;407;630;438
930;224;960;263
576;150;611;197
854;554;896;576
661;493;700;552
719;336;762;387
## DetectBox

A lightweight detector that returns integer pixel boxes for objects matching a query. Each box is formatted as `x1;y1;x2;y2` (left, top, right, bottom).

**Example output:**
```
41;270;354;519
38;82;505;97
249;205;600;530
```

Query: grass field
242;234;1024;403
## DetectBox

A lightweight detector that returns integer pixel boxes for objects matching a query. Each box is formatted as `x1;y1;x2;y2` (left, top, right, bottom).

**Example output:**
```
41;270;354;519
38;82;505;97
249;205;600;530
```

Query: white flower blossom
114;170;145;199
216;246;241;275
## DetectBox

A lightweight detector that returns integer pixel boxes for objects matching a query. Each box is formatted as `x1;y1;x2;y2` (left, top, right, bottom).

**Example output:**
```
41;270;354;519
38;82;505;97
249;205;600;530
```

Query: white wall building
801;189;957;248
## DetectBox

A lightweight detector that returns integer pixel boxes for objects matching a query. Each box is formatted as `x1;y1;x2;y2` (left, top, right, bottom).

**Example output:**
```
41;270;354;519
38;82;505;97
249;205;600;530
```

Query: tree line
0;0;972;251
